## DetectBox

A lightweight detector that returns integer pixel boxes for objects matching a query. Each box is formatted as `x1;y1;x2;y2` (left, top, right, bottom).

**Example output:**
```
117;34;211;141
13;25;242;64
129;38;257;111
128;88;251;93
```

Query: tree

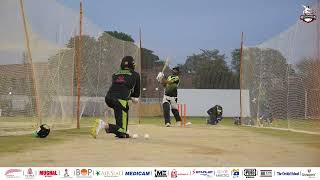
61;30;164;97
104;31;134;42
182;49;238;89
63;31;139;96
296;58;320;118
66;35;96;48
242;47;288;119
182;49;223;74
231;49;240;75
141;48;162;69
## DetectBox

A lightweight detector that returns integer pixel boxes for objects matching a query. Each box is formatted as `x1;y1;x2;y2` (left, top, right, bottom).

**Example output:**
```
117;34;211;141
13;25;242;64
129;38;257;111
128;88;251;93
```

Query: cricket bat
161;57;169;73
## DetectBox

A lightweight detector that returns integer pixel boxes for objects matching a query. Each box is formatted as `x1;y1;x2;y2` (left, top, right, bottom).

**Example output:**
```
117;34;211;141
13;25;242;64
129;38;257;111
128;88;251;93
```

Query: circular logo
81;169;88;176
171;169;177;178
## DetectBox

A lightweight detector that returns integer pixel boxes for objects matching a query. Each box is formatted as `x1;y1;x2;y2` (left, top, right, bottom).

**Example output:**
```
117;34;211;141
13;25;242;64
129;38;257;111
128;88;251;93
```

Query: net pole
305;90;307;119
76;0;83;129
317;0;320;61
286;64;290;130
256;52;263;126
316;0;320;118
183;104;186;127
239;32;244;121
138;27;143;124
19;0;42;126
71;31;76;98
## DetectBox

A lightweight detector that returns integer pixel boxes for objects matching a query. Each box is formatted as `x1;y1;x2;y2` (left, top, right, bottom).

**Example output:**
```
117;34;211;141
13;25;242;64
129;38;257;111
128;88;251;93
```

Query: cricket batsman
90;56;140;138
156;66;182;127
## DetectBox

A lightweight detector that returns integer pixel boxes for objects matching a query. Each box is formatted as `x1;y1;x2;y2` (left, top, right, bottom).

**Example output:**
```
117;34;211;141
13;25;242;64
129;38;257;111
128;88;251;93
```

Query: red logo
39;170;58;177
115;75;126;83
171;169;177;178
24;168;36;178
27;168;33;175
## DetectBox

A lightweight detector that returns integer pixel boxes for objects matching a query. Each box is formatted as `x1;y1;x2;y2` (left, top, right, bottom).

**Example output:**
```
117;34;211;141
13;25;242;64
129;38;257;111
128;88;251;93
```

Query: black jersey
107;69;140;100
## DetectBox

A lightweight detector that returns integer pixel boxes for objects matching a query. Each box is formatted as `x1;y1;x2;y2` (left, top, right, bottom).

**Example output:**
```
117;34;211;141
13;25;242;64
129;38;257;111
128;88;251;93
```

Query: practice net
0;0;141;135
240;3;320;134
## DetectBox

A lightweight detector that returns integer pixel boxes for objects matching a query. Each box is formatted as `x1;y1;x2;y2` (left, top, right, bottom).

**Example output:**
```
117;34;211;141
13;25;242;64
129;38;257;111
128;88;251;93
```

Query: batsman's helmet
120;56;135;70
172;66;180;75
32;124;50;138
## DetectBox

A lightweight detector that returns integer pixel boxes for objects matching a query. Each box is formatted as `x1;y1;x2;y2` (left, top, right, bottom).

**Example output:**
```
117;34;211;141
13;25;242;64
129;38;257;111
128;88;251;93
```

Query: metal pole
76;0;83;129
139;27;143;124
19;0;42;126
305;90;307;119
239;32;244;122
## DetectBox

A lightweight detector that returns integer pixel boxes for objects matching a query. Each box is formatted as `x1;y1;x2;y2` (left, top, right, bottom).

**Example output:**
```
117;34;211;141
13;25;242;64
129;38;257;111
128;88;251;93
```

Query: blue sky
57;0;315;65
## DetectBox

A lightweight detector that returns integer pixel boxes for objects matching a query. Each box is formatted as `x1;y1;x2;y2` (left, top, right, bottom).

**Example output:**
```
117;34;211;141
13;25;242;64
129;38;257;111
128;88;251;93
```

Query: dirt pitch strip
0;124;319;166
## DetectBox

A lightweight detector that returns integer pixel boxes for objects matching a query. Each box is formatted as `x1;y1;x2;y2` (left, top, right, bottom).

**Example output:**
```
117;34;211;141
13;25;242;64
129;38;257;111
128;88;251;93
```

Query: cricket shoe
90;119;105;139
185;122;192;126
165;123;171;127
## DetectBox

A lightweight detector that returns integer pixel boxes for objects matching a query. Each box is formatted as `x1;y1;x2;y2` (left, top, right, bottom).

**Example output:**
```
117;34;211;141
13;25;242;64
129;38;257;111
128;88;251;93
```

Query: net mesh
241;3;320;133
77;32;141;126
0;0;141;135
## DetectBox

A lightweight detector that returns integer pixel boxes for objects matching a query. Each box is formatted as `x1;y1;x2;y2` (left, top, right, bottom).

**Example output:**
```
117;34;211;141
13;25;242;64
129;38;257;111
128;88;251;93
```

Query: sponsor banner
300;168;317;179
192;169;214;178
216;168;230;178
124;169;153;179
275;167;307;179
154;169;168;178
243;168;257;178
4;168;23;179
231;168;240;178
0;167;319;179
260;169;273;178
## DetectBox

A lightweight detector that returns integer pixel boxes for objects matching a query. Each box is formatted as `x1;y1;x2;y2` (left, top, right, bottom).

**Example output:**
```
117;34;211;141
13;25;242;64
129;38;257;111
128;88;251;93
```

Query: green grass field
0;116;319;166
1;117;320;155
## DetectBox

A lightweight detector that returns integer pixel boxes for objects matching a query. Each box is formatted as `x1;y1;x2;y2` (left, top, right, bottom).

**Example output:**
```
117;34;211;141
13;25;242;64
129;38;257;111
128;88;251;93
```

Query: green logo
96;171;101;176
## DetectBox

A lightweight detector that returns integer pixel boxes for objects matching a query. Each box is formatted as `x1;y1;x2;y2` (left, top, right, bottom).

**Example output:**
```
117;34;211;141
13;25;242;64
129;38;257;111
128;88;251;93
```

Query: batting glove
131;97;139;104
156;72;164;82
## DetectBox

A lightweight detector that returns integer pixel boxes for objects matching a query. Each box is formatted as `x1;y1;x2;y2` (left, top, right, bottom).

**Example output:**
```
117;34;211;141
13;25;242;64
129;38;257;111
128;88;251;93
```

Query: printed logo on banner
23;168;36;179
231;169;240;178
154;169;167;177
192;169;214;178
170;169;191;177
243;169;257;178
5;168;23;178
61;169;72;178
300;5;316;23
276;171;300;176
95;170;123;177
170;169;177;178
260;170;272;177
39;170;60;178
125;170;152;176
74;169;94;178
301;169;316;178
216;169;229;178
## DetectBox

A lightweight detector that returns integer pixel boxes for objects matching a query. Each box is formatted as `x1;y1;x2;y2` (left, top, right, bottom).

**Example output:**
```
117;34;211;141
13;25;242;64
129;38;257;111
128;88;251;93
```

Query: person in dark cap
91;56;140;138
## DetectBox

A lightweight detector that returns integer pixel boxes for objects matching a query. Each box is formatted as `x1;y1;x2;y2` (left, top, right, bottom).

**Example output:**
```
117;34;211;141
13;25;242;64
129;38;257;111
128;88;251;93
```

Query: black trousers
162;97;181;124
105;95;130;138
